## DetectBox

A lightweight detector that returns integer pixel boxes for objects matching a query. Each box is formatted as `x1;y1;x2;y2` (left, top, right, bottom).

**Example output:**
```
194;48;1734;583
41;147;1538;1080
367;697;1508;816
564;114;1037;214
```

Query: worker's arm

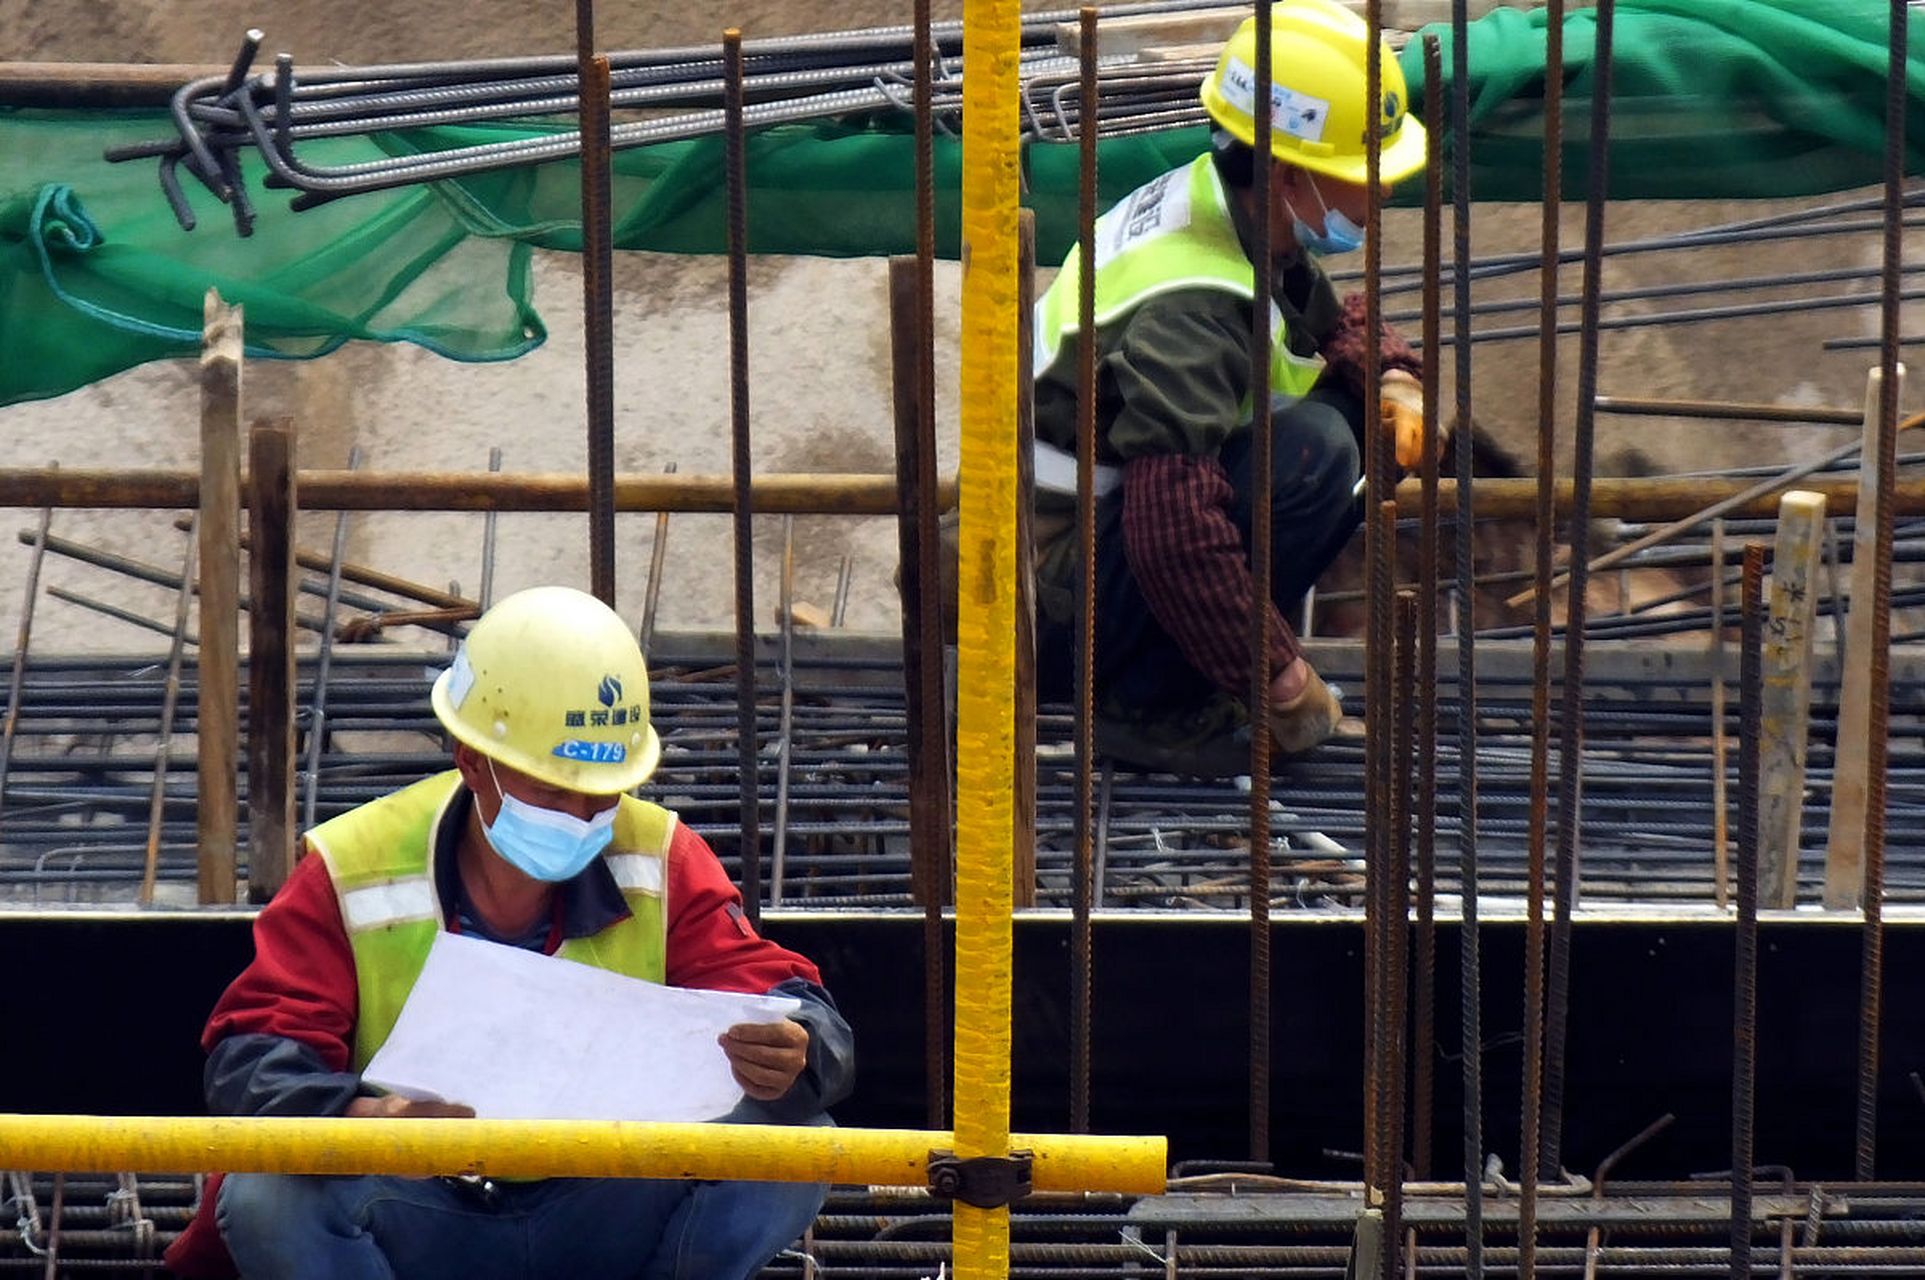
1311;292;1424;399
201;853;366;1118
1106;295;1300;695
666;822;855;1119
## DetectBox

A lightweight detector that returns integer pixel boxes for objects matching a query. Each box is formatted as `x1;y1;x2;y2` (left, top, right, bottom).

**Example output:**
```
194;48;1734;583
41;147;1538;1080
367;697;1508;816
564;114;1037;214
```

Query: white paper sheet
361;931;802;1122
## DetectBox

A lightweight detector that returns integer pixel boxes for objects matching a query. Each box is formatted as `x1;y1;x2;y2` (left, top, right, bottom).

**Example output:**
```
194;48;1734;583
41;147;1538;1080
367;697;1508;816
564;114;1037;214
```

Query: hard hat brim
1306;114;1428;186
1209;108;1429;188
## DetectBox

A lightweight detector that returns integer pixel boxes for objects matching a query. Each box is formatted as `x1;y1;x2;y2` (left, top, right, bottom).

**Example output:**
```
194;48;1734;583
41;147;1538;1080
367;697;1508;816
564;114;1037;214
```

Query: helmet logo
1383;91;1401;122
598;676;623;707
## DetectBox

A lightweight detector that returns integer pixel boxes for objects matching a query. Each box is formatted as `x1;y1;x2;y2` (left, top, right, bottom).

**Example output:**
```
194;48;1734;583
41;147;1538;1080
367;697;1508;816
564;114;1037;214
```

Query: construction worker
1030;0;1428;776
163;586;853;1280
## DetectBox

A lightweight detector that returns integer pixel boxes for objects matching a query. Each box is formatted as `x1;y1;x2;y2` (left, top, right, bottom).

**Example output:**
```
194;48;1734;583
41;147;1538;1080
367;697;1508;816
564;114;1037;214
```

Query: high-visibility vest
307;770;671;1072
1033;152;1327;407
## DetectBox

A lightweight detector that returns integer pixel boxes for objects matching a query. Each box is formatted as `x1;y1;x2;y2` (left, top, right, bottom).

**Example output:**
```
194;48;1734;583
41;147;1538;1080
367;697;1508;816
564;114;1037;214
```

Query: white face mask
1285;173;1366;256
480;760;616;882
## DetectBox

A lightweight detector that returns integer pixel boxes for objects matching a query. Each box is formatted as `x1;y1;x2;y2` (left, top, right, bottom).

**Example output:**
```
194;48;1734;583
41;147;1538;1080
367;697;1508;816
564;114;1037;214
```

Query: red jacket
165;819;833;1277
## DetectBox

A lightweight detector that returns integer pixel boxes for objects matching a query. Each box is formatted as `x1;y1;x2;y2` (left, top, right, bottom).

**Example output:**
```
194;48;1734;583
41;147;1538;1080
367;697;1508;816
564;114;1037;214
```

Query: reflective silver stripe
339;877;436;931
605;853;664;896
1033;437;1121;500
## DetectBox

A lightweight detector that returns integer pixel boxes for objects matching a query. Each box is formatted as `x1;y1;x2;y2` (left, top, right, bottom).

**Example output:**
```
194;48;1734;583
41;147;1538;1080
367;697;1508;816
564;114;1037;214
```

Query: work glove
1379;372;1429;472
1267;661;1343;757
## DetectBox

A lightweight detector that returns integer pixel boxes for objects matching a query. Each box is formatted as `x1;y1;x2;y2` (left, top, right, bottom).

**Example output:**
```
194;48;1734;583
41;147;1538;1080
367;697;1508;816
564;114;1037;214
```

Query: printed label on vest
1098;168;1190;267
1218;56;1330;144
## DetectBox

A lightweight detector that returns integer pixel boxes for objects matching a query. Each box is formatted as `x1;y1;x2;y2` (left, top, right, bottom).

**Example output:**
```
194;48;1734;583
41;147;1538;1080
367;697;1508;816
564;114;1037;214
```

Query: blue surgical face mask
480;760;616;882
1288;175;1365;257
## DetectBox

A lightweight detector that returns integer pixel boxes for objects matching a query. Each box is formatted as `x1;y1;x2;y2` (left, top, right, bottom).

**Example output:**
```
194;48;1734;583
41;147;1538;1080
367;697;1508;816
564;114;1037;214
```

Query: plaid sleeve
1318;291;1423;400
1119;452;1299;695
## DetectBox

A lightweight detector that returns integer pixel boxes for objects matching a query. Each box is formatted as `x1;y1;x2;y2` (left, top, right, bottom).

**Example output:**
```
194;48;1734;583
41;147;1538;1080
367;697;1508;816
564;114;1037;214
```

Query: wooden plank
1053;0;1529;56
888;257;954;911
0;61;225;107
1758;491;1827;908
197;292;242;906
1013;210;1039;910
1054;8;1242;58
246;419;298;904
1825;367;1899;910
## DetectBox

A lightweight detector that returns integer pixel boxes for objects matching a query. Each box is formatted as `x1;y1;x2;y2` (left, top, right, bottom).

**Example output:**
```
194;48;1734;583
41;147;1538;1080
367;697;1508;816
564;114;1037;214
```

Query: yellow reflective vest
1033;152;1327;406
306;770;672;1072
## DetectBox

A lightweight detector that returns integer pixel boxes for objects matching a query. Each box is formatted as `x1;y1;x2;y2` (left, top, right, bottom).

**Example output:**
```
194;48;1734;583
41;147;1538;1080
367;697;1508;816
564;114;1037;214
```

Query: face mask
1287;175;1366;257
480;760;616;882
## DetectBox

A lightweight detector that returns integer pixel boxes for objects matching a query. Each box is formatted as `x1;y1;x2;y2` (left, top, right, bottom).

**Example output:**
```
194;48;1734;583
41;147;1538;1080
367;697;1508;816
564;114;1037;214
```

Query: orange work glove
1379;372;1428;471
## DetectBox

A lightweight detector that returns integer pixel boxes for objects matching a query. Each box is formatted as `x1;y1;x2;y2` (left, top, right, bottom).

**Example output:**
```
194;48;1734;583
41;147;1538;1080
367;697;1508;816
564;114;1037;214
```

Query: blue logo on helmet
598;676;623;707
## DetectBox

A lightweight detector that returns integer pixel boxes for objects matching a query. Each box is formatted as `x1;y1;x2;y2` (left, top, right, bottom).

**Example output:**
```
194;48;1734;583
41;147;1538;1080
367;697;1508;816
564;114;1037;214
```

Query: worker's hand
1380;371;1430;471
720;1019;812;1101
345;1094;476;1120
1266;657;1343;757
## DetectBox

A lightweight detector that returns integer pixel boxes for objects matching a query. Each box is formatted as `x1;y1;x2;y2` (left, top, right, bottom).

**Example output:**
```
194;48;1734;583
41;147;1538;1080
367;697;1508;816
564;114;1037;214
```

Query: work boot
1267;663;1343;756
1092;692;1258;778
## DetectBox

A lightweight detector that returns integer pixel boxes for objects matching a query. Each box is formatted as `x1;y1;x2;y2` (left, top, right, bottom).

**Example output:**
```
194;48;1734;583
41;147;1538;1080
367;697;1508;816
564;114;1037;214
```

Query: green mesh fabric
1408;0;1925;201
3;0;1922;406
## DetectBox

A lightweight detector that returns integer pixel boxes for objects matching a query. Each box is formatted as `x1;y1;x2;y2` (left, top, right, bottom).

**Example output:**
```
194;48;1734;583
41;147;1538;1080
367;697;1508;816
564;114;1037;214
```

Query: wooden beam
0;61;224;107
246;419;298;904
1825;367;1900;910
0;469;958;514
197;292;242;906
13;468;1925;522
1013;210;1038;910
1758;491;1827;908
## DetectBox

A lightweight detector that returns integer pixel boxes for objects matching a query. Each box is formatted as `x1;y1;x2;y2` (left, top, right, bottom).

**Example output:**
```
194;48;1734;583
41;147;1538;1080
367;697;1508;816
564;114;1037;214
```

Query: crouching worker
1029;0;1430;776
164;585;854;1280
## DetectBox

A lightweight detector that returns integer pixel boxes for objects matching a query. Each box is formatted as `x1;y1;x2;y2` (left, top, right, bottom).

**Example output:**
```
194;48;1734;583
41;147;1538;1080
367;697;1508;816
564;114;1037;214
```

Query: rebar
1540;0;1615;1178
1854;0;1907;1183
1246;0;1276;1168
1731;543;1765;1280
1069;2;1099;1140
1521;2;1565;1271
724;28;763;924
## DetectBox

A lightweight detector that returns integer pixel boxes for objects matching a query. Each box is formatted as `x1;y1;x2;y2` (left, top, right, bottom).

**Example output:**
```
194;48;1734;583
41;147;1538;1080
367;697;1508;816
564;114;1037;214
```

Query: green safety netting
4;0;1924;407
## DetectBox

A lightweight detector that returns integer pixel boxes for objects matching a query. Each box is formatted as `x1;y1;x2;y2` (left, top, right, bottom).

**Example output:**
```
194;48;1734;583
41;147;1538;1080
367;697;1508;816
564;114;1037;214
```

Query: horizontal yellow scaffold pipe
0;1115;1166;1193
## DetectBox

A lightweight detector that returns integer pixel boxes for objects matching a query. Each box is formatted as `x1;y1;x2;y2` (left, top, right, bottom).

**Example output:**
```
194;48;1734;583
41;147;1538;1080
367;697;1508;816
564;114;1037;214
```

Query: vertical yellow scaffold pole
955;0;1021;1272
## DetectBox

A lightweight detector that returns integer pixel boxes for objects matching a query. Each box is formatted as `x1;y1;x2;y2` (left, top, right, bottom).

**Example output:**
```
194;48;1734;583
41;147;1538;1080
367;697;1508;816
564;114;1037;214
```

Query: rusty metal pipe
723;27;763;924
1541;0;1616;1178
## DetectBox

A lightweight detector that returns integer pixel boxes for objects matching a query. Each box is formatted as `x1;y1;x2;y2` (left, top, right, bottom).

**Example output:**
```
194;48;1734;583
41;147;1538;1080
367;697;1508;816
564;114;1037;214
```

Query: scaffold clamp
926;1149;1034;1208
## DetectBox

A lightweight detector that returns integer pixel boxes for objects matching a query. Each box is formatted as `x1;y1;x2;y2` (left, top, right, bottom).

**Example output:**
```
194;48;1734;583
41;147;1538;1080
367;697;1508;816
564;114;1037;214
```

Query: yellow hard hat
1199;0;1426;186
430;585;662;794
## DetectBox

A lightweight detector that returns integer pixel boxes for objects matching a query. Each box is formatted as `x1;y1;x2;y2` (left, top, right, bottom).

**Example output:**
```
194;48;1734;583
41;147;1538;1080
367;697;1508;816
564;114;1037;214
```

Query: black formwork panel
4;911;1922;1181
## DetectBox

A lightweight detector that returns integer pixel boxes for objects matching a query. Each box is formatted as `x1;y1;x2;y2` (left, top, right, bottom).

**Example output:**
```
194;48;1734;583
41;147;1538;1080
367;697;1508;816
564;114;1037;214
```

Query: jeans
216;1120;831;1280
1039;385;1366;714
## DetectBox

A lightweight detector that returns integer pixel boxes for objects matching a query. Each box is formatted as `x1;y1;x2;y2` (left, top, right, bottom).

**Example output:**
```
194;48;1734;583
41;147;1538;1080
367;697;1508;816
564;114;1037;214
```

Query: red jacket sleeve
664;821;823;993
200;849;358;1070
